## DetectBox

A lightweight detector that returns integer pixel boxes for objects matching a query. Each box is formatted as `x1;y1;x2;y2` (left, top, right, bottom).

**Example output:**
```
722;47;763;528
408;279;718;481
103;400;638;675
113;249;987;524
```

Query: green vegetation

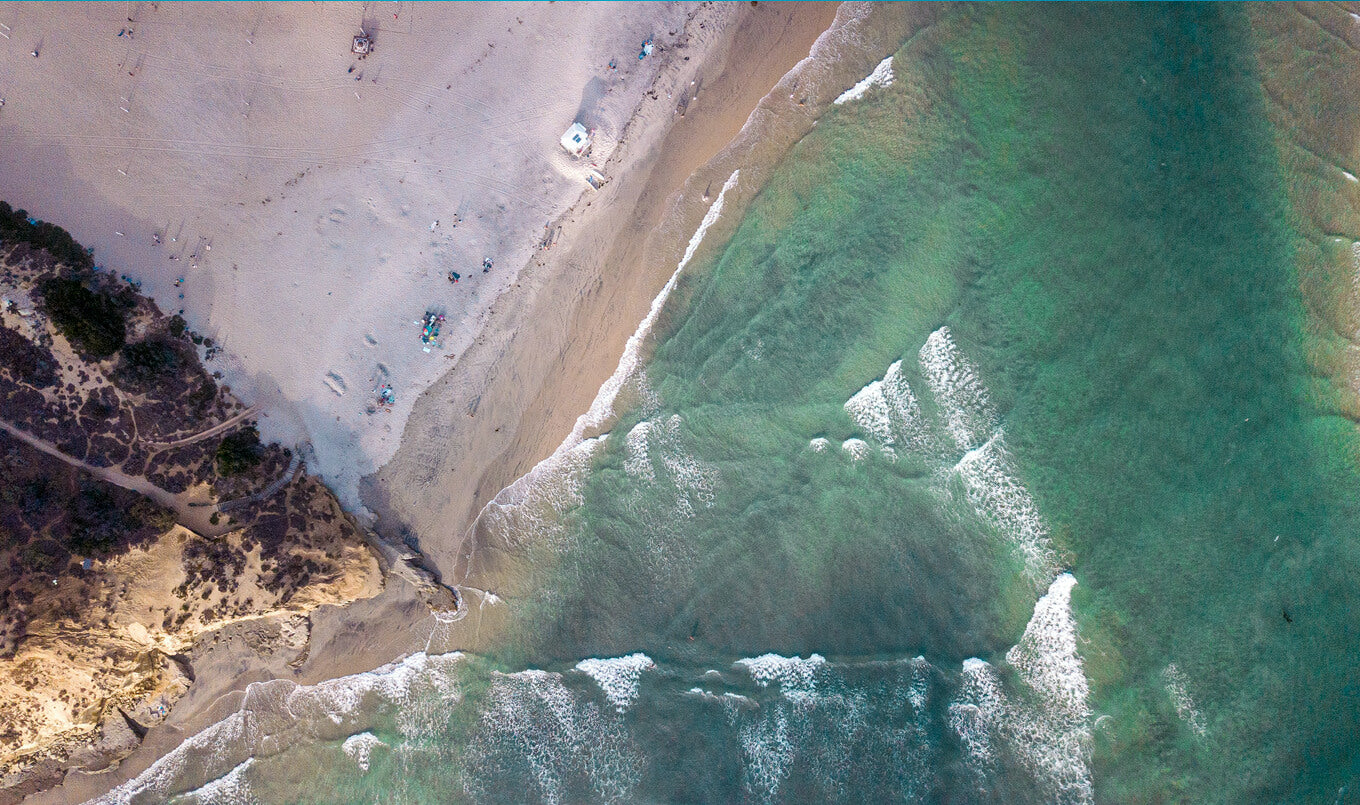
114;338;183;390
37;277;126;359
0;325;57;388
64;482;174;556
216;425;263;477
129;498;176;533
0;201;93;270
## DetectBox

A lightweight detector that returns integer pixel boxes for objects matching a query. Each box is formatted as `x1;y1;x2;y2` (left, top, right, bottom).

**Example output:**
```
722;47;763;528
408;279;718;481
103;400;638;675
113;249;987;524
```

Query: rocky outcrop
0;236;391;797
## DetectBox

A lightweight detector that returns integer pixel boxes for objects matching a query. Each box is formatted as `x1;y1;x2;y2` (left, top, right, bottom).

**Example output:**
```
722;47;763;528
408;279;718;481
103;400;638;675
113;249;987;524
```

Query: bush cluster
216;425;263;477
0;201;93;270
0;326;57;387
114;338;183;390
38;277;126;358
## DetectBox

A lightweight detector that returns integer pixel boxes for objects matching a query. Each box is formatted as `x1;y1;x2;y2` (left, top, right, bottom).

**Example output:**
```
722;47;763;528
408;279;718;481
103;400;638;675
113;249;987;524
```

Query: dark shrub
216;425;263;477
0;326;57;387
114;338;183;390
38;277;126;358
129;497;176;533
66;481;122;555
0;201;93;270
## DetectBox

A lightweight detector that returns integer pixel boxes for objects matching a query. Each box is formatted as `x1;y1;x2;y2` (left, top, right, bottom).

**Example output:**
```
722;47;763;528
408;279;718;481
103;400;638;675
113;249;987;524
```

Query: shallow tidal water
101;5;1360;803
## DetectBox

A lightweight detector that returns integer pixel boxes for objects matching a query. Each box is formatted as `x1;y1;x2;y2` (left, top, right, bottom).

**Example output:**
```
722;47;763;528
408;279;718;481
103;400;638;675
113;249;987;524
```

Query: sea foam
834;55;895;105
575;653;656;713
622;420;655;481
841;437;871;461
462;171;740;569
945;575;1093;803
949;658;1006;766
342;731;385;773
844;359;935;458
1161;663;1207;737
736;653;826;702
93;652;464;804
953;430;1059;584
567;170;740;449
1005;573;1094;804
844;377;898;458
176;759;256;805
465;668;642;804
919;327;997;450
736;707;794;803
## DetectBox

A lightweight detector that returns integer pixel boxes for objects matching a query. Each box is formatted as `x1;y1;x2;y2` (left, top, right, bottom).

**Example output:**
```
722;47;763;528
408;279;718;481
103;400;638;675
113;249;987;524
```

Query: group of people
447;257;493;284
421;311;445;344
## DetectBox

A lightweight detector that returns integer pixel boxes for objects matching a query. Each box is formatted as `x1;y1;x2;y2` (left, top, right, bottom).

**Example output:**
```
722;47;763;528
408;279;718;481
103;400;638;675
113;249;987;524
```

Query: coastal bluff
0;212;407;801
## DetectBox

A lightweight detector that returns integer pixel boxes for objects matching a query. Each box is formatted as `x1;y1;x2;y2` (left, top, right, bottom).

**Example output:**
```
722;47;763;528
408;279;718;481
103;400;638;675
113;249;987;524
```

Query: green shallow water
101;4;1360;803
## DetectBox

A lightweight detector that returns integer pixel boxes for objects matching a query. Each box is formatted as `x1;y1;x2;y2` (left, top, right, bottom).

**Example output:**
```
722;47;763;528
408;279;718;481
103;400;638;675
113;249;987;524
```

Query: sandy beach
0;0;699;511
366;1;933;605
0;2;944;801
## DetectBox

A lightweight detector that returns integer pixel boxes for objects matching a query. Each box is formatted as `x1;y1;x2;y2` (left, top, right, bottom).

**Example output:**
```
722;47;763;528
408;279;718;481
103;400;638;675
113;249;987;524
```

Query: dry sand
366;1;936;595
0;0;696;509
1;2;947;801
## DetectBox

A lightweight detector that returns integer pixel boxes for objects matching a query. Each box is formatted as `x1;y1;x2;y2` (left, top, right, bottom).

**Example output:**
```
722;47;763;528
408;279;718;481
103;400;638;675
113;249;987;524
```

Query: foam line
575;653;656;713
465;171;739;534
918;327;997;450
570;170;740;448
834;55;895;105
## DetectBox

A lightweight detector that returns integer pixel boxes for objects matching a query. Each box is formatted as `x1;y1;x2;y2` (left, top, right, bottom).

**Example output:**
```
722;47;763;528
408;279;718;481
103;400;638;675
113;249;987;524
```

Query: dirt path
142;405;258;451
216;448;301;513
0;420;247;536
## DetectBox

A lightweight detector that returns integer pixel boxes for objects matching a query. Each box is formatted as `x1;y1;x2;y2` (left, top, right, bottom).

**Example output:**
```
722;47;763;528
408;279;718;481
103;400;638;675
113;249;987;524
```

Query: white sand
0;0;692;507
3;4;943;800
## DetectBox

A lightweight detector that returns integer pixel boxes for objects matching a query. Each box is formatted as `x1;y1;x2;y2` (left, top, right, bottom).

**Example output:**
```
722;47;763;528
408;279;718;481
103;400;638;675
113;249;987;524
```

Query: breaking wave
564;170;741;452
841;437;871;460
844;358;941;460
953;431;1059;584
947;574;1093;804
93;652;464;805
342;731;385;773
1162;663;1207;737
463;669;642;805
918;327;997;451
735;653;827;703
837;327;1059;582
834;55;896;105
574;653;656;713
1005;574;1093;804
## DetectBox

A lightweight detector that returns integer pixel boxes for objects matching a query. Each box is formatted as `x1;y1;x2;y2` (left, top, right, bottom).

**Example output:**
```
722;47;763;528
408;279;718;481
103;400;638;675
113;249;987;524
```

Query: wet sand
7;3;949;801
361;1;931;595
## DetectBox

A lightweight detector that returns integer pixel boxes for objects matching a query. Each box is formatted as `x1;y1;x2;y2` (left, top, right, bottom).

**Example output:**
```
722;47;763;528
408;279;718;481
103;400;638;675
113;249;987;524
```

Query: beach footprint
324;371;348;397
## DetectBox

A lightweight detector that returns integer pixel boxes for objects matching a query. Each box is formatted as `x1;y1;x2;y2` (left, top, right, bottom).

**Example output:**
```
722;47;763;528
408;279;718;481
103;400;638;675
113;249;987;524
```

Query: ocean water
97;5;1360;803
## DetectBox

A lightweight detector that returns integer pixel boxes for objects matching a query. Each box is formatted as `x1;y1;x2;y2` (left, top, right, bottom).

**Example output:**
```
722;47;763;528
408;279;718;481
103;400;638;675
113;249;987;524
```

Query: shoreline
16;4;943;802
363;1;935;593
17;4;854;802
0;1;698;514
439;0;940;666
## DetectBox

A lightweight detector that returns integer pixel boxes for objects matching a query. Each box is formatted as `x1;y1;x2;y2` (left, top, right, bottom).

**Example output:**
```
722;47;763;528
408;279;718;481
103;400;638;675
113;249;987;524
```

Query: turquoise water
100;5;1360;803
